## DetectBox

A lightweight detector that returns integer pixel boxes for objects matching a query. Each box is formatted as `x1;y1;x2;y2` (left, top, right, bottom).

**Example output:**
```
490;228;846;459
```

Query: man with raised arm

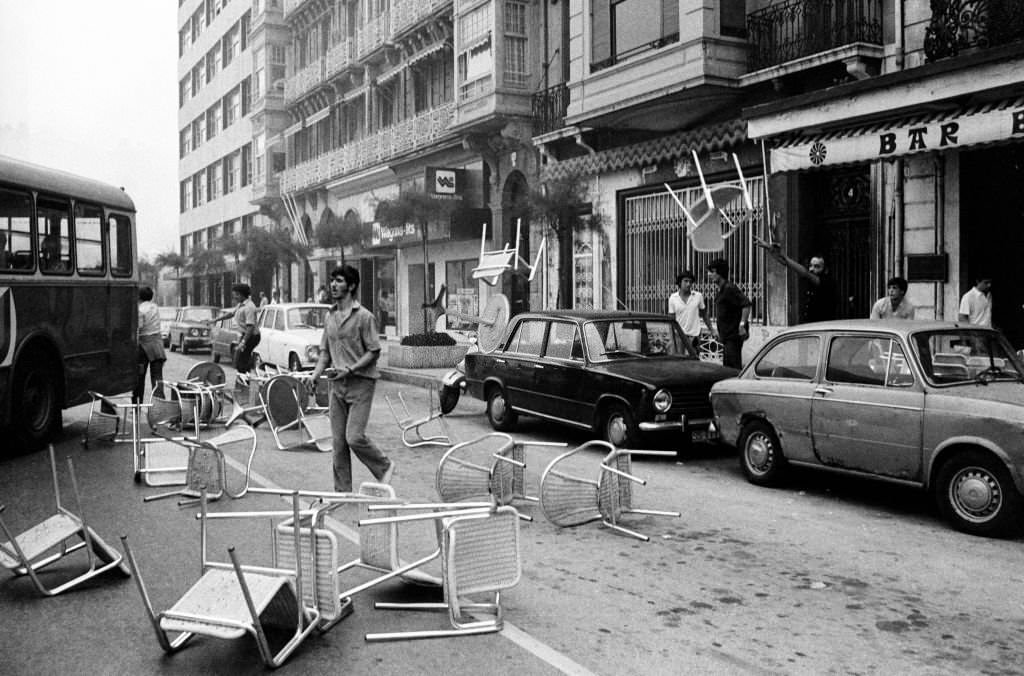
755;237;838;322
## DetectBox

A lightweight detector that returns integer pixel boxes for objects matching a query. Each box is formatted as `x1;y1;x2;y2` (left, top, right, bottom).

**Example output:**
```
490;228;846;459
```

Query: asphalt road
2;351;1024;675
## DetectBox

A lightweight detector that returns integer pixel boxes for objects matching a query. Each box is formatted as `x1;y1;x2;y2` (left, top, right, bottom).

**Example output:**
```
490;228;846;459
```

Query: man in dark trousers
707;258;751;370
756;237;837;322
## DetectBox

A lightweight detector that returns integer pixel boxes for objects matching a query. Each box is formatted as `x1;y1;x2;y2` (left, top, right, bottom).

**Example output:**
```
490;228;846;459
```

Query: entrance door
408;262;436;334
961;146;1024;348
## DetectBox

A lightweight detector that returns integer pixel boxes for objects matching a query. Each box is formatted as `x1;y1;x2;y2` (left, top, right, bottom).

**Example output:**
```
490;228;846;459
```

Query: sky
0;2;179;259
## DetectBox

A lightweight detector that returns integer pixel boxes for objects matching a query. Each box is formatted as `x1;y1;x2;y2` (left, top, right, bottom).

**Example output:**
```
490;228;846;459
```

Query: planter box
387;343;469;369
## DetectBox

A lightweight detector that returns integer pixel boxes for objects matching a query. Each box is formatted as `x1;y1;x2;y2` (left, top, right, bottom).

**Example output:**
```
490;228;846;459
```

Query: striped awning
770;96;1024;172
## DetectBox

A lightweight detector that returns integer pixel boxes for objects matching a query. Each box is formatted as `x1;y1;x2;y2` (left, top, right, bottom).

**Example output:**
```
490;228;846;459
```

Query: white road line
222;455;597;676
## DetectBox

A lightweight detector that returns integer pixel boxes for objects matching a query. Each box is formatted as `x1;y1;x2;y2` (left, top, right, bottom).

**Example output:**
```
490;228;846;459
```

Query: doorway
961;145;1024;347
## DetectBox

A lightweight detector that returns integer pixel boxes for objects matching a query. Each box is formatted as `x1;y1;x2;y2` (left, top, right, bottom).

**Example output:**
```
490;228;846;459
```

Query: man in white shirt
667;270;710;357
133;286;167;403
958;277;993;327
869;277;916;319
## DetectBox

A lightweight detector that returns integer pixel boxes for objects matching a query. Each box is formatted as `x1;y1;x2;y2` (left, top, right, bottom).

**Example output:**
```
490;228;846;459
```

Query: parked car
159;306;179;348
253;303;330;371
710;319;1024;537
210;315;243;365
167;305;218;354
462;310;737;447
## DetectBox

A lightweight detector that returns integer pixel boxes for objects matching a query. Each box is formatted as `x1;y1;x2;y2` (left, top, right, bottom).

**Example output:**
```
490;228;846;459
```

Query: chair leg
120;536;194;653
601;519;649;542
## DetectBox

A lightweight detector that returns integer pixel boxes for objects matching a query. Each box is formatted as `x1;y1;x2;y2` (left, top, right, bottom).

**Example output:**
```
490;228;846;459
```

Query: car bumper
640;415;718;440
182;337;211;348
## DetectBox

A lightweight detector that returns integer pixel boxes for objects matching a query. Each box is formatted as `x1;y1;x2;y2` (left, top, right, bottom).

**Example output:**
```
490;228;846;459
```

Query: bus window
0;187;33;272
75;203;105;275
109;213;133;277
38;197;72;274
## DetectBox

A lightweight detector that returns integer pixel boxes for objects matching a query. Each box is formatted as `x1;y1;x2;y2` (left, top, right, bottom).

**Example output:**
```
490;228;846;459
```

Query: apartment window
191;9;203;42
721;0;746;38
191;64;203;96
241;76;252;115
207;0;221;25
253;47;265;100
241;143;253;187
225;153;239;193
504;1;528;88
209;161;222;200
192;118;203;150
242;213;254;233
207;103;221;139
241;10;251;51
225;87;240;127
179;128;191;158
460;3;491;47
206;45;220;83
182;179;193;212
179;25;189;57
458;3;493;101
224;25;240;66
591;0;679;71
224;219;236;236
255;134;266;184
179;75;190;107
192;173;203;207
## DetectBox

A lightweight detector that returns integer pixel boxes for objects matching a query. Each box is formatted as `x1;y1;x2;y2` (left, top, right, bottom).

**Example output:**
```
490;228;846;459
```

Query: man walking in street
756;237;838;322
707;259;750;370
133;286;166;403
667;270;708;358
958;276;993;327
870;277;915;319
211;283;261;376
310;265;395;492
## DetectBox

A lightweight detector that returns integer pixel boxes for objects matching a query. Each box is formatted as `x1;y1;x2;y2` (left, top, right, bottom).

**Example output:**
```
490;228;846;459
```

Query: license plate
691;429;715;444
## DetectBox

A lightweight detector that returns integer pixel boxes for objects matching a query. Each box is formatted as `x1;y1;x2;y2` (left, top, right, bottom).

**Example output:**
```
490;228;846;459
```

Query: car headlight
189;328;199;337
653;388;672;413
305;345;320;362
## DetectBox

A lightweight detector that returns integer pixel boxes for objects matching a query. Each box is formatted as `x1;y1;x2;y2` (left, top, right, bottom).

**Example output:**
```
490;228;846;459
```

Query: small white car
252;303;330;371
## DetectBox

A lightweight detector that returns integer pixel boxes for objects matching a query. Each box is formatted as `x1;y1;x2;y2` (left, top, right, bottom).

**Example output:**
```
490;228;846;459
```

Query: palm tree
154;250;188;304
219;233;247;283
314;211;362;265
137;256;159;290
375;192;459;332
240;226;310;296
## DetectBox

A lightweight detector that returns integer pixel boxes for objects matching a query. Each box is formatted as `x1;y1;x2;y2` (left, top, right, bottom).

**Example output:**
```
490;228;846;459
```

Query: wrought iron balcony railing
531;83;569;137
746;0;883;71
925;0;1024;61
283;57;325;104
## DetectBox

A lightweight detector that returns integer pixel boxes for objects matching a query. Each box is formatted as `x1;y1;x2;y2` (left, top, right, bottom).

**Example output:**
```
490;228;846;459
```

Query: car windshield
286;307;327;329
583;318;691;362
913;329;1024;385
159;307;177;320
181;307;216;322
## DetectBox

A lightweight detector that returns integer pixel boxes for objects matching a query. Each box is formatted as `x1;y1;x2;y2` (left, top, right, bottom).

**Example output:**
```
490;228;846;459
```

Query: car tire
179;336;188;355
288;354;302;372
738;420;785;486
935;450;1024;538
603;403;639;448
439;384;460;415
486;387;517;431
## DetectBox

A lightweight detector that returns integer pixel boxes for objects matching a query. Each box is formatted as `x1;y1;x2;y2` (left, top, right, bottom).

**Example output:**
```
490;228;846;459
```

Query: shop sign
426;167;466;201
369;219;452;248
772;103;1024;172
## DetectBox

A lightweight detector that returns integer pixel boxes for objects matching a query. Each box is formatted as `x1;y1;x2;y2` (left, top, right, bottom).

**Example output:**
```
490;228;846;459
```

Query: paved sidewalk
375;338;456;389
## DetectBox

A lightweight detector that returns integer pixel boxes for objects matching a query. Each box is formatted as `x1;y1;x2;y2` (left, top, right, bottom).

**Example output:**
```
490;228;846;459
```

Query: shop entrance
961;145;1024;348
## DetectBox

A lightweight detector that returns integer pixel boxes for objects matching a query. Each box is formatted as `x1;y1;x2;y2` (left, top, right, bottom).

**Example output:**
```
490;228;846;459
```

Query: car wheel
486;387;517;431
179;336;188;355
11;349;62;452
738;420;785;485
439;384;460;415
288;353;302;372
935;450;1024;538
603;403;638;447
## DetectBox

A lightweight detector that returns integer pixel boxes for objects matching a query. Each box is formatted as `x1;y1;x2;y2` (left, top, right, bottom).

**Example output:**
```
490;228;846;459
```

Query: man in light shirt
667;270;708;357
958;277;993;327
134;286;167;403
869;277;915;319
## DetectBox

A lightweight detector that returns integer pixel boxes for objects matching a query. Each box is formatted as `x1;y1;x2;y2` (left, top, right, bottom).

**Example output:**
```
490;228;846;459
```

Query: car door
745;334;821;463
500;318;547;413
811;334;925;480
532;320;590;425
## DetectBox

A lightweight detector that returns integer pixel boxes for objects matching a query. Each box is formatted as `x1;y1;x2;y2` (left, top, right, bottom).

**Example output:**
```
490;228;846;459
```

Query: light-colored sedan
159;306;179;348
252;303;330;372
711;320;1024;538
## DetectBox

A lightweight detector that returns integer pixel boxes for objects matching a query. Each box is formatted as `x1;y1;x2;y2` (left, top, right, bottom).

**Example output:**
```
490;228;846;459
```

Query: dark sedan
463;310;737;447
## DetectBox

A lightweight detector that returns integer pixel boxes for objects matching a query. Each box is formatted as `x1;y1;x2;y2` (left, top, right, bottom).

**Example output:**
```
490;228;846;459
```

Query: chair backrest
273;508;340;621
538;442;605;527
442;506;521;597
597;449;635;517
263;375;306;428
357;483;399;570
147;393;182;433
184;444;225;496
186;361;226;387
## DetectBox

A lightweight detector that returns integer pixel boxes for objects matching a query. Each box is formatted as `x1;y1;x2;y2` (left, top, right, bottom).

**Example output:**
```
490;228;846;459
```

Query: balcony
280;102;455;193
284;57;325;104
531;83;569;137
925;0;1024;61
392;0;435;36
326;39;353;79
746;0;883;71
357;12;393;60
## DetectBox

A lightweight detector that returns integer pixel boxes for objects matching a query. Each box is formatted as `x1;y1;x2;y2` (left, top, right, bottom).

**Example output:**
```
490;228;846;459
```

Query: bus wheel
12;352;61;451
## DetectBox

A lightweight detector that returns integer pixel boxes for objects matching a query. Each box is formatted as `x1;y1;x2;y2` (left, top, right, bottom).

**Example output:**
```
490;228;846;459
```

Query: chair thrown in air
121;492;321;669
539;440;680;541
385;382;452;448
0;445;130;596
362;504;523;641
471;219;545;286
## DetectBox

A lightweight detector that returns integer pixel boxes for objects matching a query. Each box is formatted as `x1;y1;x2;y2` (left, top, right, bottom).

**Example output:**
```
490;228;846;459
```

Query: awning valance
306;106;331;125
771;96;1024;172
284;120;304;137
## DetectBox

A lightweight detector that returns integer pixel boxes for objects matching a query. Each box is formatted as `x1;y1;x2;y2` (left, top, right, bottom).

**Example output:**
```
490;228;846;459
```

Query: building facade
278;0;544;338
533;0;1024;358
177;0;291;306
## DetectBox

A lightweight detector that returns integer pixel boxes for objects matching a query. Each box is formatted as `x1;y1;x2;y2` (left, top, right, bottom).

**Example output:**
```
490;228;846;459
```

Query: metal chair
436;433;564;511
385;383;452;448
82;391;127;447
143;423;258;506
364;504;523;641
539;441;681;541
259;374;330;451
0;445;130;596
121;492;321;668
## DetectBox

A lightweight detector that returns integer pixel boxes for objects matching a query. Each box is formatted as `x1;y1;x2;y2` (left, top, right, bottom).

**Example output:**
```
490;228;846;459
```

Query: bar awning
771;96;1024;172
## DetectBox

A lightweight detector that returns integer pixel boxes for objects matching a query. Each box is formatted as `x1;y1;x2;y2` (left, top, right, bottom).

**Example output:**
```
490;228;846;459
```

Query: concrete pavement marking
222;455;598;676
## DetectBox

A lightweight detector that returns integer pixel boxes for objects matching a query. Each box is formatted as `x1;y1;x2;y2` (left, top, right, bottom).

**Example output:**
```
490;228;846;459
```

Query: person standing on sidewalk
667;270;707;358
310;265;395;492
707;258;751;370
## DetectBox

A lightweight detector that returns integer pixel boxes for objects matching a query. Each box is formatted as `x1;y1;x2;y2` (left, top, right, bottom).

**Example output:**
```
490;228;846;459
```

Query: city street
2;351;1024;675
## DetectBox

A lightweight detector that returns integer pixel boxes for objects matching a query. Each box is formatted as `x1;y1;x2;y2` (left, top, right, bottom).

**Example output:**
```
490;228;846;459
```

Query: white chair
385;383;452;448
471;219;545;286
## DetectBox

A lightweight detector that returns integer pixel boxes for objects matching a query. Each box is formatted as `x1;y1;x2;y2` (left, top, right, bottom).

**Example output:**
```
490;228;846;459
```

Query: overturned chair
142;423;258;506
361;503;523;641
539;440;680;541
260;374;332;452
0;445;130;596
121;492;321;669
436;433;566;512
385;382;452;448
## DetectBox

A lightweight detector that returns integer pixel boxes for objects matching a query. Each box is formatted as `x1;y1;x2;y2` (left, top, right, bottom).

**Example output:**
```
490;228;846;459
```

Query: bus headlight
305;345;320;362
653;389;672;412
